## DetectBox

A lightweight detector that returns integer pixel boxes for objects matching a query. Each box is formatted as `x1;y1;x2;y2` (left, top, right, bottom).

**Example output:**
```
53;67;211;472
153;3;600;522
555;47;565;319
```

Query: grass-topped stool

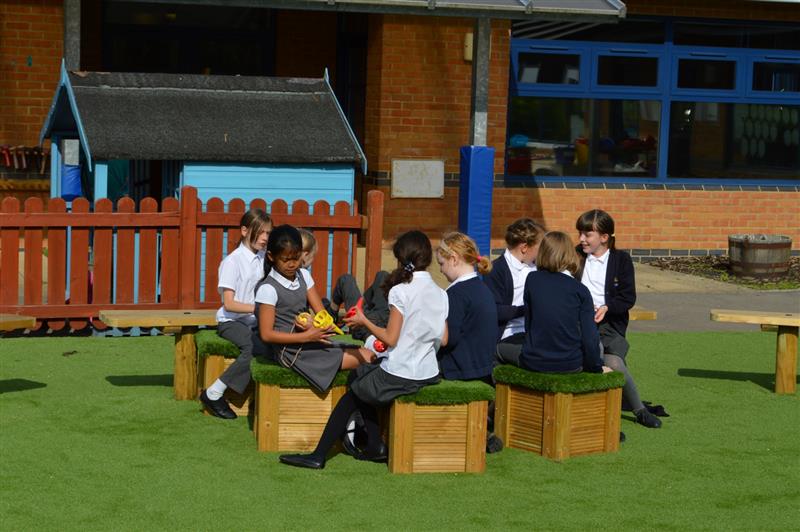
388;380;495;474
251;357;350;452
195;330;252;416
494;365;625;461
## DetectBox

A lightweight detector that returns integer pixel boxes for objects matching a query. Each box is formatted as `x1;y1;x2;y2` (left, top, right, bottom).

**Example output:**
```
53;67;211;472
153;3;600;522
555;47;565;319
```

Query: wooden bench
99;309;217;400
494;365;625;461
195;330;253;416
0;314;35;332
710;309;799;394
251;357;349;452
388;380;494;474
630;306;657;321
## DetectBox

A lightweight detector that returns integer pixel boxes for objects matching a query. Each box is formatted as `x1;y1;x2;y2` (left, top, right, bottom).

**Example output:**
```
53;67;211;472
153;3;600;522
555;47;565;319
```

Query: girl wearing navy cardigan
483;218;545;366
435;231;498;382
518;231;608;374
576;209;662;428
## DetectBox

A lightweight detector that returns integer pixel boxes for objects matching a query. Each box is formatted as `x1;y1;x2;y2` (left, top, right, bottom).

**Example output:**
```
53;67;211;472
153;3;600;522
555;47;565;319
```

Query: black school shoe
634;408;662;428
199;389;237;420
486;433;504;454
279;453;325;469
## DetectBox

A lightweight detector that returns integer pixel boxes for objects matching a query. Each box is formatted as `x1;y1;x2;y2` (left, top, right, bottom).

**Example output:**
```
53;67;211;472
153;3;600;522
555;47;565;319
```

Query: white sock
206;379;227;400
364;335;388;358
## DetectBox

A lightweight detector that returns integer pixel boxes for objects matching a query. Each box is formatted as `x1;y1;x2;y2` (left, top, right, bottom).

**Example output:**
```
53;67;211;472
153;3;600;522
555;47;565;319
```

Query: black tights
311;390;383;459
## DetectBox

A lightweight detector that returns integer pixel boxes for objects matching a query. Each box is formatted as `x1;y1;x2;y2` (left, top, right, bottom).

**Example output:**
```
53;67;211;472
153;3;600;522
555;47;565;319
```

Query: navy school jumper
482;255;524;340
519;270;603;374
438;277;499;380
577;247;636;337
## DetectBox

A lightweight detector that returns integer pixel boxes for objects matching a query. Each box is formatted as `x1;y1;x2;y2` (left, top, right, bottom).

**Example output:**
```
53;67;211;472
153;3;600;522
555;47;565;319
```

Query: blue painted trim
39;59;66;145
505;174;800;187
50;135;61;198
94;161;108;200
323;68;368;175
59;64;93;169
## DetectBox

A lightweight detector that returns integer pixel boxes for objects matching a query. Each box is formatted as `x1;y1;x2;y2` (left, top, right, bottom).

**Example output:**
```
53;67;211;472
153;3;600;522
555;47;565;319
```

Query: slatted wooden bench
494;365;625;461
251;357;349;452
710;309;799;394
388;380;495;474
195;330;253;416
630;306;657;321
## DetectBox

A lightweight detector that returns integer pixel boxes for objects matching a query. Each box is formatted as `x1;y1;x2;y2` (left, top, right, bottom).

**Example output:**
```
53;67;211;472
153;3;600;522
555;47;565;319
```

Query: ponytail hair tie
477;255;484;262
403;262;415;273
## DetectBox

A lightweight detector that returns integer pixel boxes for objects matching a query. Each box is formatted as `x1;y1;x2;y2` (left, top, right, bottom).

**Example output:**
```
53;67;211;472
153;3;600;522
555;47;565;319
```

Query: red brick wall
626;0;800;21
0;0;63;147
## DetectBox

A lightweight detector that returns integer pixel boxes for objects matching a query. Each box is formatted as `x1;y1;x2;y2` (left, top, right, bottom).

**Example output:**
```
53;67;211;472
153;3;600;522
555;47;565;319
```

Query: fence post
365;190;384;288
178;186;199;308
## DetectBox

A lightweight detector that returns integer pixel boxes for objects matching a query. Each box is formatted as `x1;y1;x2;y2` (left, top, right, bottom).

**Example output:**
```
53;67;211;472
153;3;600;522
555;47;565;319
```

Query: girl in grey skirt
279;230;449;469
255;225;374;392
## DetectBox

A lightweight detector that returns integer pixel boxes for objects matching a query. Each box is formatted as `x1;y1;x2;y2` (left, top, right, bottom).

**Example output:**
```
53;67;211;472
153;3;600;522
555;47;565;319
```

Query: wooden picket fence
0;186;384;331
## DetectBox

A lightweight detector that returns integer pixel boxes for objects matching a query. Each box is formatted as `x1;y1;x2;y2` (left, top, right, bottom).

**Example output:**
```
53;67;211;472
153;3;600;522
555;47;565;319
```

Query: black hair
262;224;303;278
381;230;433;296
576;209;616;250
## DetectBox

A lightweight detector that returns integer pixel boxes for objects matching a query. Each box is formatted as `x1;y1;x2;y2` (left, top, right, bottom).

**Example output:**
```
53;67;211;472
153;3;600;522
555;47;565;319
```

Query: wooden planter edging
388;380;494;474
493;365;625;461
251;358;350;452
195;330;252;415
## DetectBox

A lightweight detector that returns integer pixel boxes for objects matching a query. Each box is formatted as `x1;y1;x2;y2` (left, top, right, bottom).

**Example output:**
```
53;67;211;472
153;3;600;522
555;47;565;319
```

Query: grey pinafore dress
255;271;343;392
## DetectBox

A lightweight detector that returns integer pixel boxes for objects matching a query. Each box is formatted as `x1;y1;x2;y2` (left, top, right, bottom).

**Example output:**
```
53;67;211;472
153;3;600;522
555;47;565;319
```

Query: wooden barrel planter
728;234;792;279
388;380;495;474
196;330;253;416
251;357;349;452
493;365;625;461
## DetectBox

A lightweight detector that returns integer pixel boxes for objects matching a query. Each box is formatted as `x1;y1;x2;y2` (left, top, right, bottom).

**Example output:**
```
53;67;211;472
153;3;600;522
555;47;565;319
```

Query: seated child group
199;207;664;470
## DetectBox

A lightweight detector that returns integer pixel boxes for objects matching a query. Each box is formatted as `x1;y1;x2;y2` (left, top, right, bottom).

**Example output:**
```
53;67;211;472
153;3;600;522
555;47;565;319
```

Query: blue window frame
508;20;800;186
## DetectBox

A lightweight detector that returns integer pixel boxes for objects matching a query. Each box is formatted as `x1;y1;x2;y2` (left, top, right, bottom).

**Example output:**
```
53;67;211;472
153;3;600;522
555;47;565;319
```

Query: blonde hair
536;231;580;277
239;209;272;249
437;231;492;275
298;228;317;254
505;218;545;248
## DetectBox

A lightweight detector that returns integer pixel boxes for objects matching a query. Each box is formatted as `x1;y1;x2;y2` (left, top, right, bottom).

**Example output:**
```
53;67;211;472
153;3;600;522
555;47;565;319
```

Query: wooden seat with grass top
251;357;350;452
388;380;494;474
494;365;625;461
195;330;254;416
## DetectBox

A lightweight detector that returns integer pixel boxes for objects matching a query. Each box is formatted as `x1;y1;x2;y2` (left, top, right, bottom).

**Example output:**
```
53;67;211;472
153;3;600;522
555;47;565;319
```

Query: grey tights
603;353;644;412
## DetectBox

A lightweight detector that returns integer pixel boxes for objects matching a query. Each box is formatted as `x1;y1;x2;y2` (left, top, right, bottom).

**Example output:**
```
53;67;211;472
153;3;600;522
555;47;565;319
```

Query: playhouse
40;62;366;209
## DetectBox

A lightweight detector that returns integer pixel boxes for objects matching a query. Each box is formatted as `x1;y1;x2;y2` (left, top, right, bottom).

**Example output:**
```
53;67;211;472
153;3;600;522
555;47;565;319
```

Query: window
517;52;580;84
753;62;800;93
677;59;736;90
598;56;658;87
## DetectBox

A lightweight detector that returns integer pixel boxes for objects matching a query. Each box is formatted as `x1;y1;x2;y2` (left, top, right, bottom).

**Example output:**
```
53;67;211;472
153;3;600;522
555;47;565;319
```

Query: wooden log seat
195;330;254;416
250;357;350;452
388;380;495;474
493;365;626;461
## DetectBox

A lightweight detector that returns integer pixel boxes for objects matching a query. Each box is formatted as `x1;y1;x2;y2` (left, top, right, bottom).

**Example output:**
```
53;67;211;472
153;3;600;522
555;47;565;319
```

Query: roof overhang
110;0;626;21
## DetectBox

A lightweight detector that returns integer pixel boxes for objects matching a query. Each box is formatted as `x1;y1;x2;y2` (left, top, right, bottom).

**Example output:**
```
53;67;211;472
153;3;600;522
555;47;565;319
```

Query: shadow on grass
106;374;173;387
0;379;47;394
677;368;788;392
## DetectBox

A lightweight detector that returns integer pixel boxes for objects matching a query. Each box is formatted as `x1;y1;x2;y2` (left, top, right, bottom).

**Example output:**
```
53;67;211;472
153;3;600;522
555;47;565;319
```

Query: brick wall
0;0;63;148
626;0;800;21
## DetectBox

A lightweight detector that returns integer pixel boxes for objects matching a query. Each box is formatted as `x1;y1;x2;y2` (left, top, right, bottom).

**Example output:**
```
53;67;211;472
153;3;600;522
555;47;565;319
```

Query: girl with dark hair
279;230;449;469
254;225;374;392
576;209;662;429
201;209;272;420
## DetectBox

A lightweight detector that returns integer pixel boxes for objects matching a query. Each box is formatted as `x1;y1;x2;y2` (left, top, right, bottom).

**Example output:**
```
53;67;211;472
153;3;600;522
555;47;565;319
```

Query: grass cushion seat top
196;330;363;359
395;379;495;405
250;356;350;388
493;364;625;394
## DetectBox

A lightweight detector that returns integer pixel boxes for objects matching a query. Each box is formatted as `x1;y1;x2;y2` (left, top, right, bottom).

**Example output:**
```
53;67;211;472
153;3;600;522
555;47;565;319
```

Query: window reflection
668;102;800;178
506;97;660;177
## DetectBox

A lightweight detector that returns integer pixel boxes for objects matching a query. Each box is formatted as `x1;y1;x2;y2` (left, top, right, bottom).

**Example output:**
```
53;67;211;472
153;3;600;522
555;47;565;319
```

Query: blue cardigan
577;248;636;337
438;277;498;380
519;270;603;373
483;254;525;339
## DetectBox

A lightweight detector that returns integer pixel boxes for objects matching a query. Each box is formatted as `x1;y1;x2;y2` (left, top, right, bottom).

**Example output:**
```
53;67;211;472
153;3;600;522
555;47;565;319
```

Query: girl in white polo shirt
200;209;272;420
279;230;449;469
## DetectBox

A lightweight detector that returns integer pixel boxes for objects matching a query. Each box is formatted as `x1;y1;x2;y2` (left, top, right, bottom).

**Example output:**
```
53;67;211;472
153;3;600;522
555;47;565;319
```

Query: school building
1;0;798;257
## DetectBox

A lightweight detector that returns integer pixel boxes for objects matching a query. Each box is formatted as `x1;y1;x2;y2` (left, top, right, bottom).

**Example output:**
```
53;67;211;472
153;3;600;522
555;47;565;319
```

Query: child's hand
602;365;613;374
594;305;608;323
302;324;334;344
295;312;312;330
343;306;367;328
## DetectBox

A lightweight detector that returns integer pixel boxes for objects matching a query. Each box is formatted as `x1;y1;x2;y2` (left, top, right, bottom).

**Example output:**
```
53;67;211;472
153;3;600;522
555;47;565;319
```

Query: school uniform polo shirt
501;249;535;340
381;271;448;381
254;268;315;306
580;249;610;309
215;244;265;327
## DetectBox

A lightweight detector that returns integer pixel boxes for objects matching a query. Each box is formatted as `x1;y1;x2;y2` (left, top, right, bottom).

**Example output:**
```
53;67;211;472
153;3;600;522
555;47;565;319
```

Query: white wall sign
391;159;445;198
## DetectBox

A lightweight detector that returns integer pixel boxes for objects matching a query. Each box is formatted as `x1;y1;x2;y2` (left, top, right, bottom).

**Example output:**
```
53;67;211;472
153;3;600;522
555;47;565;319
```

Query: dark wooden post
365;190;384;289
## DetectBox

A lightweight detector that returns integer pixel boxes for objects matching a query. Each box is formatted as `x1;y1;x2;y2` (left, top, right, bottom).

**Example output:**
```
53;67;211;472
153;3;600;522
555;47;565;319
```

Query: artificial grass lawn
1;332;798;531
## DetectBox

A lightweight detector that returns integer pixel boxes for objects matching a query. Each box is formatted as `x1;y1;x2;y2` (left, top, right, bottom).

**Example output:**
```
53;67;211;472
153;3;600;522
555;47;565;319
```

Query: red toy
345;297;364;319
372;339;387;353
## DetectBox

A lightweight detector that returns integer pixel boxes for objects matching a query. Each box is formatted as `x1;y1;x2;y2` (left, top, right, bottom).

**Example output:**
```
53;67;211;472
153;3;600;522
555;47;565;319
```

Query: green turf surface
494;364;626;393
1;332;798;530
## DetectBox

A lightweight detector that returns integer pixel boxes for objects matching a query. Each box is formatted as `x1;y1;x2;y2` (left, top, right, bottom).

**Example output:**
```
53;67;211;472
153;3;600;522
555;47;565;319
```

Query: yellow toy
296;310;343;335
